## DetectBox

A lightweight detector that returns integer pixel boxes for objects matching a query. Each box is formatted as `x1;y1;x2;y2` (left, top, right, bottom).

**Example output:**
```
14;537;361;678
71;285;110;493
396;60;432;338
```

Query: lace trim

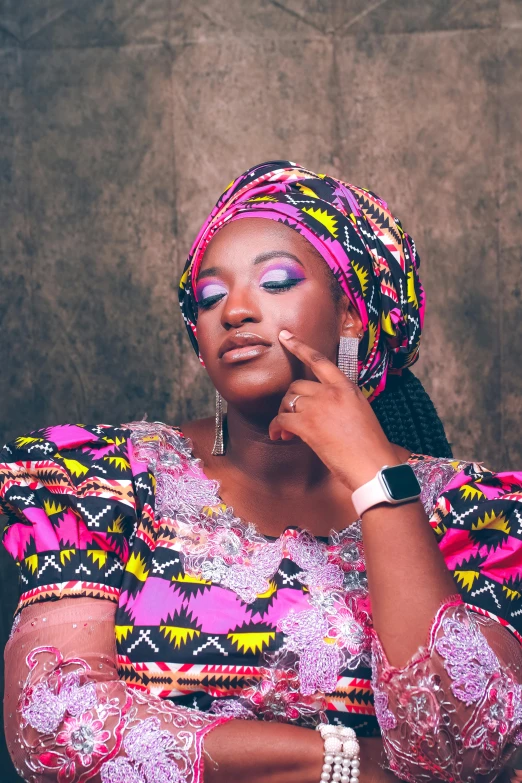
18;644;226;783
126;421;461;722
372;603;522;782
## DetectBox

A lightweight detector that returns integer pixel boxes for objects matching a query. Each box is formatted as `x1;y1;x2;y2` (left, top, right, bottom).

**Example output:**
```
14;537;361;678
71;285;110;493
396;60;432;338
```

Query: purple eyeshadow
195;279;227;302
259;261;306;284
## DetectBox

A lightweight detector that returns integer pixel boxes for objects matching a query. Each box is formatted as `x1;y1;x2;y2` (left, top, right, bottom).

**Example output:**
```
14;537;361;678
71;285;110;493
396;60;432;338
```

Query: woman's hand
269;330;400;492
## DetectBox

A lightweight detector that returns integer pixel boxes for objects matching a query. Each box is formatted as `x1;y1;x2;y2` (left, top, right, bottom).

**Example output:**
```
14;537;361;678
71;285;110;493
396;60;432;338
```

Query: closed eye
197;281;228;309
259;266;305;292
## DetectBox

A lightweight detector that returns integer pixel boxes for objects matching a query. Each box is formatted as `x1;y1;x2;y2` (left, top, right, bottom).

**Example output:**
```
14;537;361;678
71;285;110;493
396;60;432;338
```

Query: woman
1;161;521;783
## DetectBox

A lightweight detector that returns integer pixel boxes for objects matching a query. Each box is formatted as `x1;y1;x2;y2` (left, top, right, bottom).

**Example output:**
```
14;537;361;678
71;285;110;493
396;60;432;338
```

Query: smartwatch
351;464;421;517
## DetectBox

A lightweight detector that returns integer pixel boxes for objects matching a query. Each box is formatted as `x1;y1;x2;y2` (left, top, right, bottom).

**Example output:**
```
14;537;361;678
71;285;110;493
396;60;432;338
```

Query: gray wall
1;2;521;780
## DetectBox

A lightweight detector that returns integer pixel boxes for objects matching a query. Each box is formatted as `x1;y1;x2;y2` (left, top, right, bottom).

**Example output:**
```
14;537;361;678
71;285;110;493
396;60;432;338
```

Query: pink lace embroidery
241;666;322;723
17;644;230;783
126;422;462;719
435;611;501;705
372;602;522;782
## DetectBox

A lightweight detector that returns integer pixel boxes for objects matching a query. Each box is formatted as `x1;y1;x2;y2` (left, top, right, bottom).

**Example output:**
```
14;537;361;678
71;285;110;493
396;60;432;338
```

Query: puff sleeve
372;461;522;783
0;423;154;612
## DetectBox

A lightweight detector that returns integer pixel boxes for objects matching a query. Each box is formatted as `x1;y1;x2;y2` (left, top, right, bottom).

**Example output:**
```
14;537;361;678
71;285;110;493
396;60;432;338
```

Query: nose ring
289;395;303;413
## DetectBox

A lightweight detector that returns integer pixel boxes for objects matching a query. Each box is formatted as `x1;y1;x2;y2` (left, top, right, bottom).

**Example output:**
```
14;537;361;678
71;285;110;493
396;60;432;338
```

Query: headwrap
179;161;425;401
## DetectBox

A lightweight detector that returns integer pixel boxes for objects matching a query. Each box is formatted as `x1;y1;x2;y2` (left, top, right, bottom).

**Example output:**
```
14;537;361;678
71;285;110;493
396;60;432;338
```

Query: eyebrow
197;251;305;281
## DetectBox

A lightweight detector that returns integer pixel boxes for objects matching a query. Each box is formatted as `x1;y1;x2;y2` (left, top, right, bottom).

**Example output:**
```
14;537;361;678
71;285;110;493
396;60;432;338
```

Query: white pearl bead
333;764;342;772
332;774;342;782
341;727;356;739
321;724;338;736
320;773;330;782
351;770;360;778
334;755;343;764
341;777;350;783
325;737;343;753
323;763;332;772
350;759;360;769
350;778;359;783
324;755;334;764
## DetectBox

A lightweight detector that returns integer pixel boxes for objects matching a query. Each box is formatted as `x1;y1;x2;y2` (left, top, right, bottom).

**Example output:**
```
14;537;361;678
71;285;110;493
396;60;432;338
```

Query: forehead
199;217;319;272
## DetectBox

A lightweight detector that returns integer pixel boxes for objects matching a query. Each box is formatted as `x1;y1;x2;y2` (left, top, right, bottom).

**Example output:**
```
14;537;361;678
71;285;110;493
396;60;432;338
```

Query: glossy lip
219;332;272;361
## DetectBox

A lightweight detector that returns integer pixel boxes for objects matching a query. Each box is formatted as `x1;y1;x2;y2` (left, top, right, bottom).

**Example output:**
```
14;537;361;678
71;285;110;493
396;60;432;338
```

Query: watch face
381;464;421;501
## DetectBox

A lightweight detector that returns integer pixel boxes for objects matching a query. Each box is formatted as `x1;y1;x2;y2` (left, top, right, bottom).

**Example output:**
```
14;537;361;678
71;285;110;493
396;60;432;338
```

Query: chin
218;369;291;414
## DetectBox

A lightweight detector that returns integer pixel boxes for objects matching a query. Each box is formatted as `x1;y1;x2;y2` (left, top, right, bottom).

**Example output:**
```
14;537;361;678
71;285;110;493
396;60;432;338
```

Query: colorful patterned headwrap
179;161;425;400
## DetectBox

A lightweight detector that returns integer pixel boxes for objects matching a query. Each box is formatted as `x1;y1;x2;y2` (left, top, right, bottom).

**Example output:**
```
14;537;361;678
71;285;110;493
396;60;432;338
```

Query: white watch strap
352;471;388;517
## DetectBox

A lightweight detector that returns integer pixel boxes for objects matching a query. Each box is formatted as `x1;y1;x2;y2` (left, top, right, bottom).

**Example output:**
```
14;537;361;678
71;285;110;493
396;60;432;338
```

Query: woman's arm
271;332;522;782
5;597;393;783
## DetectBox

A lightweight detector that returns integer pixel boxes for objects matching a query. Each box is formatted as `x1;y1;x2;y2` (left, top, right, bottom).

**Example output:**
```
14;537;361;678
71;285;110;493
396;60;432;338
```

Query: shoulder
1;423;132;458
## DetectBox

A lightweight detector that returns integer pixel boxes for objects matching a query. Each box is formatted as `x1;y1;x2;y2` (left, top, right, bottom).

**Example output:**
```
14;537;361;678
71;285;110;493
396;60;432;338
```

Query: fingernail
279;330;293;340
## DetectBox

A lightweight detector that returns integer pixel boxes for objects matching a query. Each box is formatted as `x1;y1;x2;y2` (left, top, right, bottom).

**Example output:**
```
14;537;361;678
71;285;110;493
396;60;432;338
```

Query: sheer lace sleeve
4;598;234;782
371;597;522;783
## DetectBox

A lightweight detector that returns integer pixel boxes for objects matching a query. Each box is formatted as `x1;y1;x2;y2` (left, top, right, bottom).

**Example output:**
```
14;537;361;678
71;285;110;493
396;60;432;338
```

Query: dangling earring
337;336;359;384
211;389;225;456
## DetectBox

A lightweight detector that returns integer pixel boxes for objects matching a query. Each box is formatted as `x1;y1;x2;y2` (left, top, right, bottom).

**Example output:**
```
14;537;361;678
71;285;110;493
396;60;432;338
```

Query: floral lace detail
208;699;256;719
126;422;462;721
100;716;195;783
435;611;500;706
410;456;465;517
372;602;522;783
241;665;323;722
17;643;229;783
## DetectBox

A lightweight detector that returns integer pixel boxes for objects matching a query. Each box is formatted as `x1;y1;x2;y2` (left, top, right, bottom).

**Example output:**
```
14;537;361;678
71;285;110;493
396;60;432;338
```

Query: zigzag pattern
2;424;522;736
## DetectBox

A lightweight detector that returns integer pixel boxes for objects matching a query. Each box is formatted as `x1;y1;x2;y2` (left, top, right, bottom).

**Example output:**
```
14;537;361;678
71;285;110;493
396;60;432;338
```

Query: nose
220;283;261;330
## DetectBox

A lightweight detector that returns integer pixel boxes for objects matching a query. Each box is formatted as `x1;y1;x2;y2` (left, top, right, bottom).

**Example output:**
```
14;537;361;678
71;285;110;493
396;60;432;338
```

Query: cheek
273;289;340;356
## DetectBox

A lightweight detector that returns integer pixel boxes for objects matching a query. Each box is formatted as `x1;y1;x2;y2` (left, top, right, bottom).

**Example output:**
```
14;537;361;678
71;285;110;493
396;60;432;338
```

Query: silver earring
337;336;359;383
211;389;225;456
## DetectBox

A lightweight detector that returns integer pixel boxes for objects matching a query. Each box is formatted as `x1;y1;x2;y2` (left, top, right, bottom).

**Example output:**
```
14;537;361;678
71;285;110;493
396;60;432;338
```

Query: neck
223;405;330;492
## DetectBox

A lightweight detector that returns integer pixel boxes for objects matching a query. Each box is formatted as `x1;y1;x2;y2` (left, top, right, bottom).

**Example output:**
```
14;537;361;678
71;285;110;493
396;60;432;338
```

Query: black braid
370;369;453;458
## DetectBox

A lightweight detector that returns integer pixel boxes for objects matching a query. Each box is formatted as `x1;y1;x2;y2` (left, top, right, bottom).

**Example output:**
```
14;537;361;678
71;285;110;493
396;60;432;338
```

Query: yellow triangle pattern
228;631;276;654
381;311;395;337
104;456;130;472
25;554;38;574
115;625;134;643
301;206;338;237
454;570;480;592
471;510;510;535
44;499;65;517
108;515;125;535
407;268;419;309
61;458;89;478
296;183;318;198
60;549;75;566
352;262;370;296
172;573;211;586
88;550;108;569
15;436;40;448
160;626;200;648
503;586;521;601
460;484;485;501
125;552;149;581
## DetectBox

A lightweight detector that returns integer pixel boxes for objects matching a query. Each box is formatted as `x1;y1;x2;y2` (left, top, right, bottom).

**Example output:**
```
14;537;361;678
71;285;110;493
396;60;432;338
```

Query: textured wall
0;2;521;780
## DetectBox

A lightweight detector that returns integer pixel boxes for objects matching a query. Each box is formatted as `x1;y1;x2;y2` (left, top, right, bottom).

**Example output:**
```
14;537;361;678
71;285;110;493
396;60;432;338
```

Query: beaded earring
337;335;360;384
211;390;225;456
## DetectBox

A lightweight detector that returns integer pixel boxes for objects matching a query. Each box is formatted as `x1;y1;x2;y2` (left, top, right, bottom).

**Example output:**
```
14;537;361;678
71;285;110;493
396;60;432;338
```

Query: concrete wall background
1;2;521;779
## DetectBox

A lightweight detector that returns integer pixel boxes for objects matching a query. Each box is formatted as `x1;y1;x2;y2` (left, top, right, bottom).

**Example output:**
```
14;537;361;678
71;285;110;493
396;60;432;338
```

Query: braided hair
323;254;452;459
370;369;452;458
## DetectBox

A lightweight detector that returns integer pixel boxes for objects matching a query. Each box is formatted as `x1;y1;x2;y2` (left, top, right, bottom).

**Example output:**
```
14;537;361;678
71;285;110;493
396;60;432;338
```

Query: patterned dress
2;421;522;782
1;421;521;728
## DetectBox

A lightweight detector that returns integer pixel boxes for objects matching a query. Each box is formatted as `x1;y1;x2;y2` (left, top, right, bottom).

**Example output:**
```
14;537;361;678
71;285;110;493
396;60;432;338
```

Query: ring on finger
289;394;303;413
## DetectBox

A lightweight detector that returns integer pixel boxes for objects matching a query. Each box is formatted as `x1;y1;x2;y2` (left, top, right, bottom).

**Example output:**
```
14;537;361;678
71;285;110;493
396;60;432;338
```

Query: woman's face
195;218;355;414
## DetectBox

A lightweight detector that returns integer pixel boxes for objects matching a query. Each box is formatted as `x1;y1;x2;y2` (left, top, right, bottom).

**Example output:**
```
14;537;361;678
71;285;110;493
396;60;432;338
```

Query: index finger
278;330;346;384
